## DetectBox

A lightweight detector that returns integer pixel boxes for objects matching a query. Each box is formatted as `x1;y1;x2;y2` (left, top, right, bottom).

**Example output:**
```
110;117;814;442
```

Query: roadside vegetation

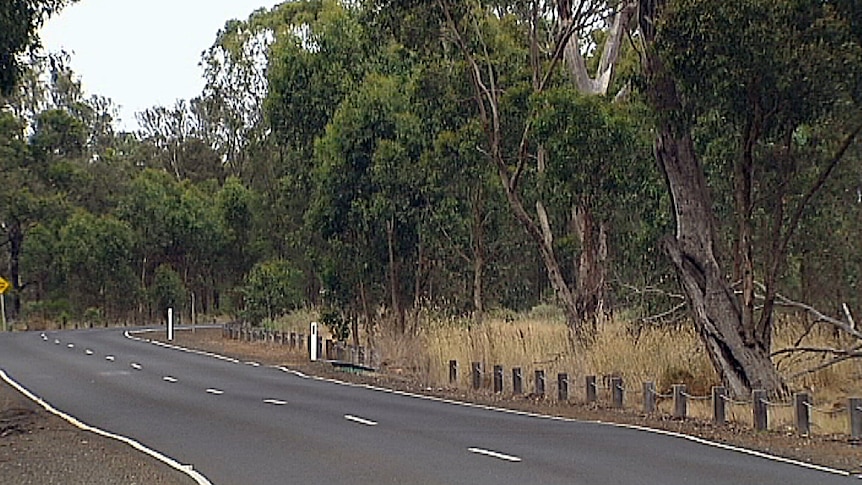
3;0;862;405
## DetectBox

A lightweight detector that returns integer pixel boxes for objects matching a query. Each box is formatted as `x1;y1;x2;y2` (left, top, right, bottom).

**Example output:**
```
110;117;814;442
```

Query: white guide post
0;294;6;332
167;307;174;341
310;321;319;361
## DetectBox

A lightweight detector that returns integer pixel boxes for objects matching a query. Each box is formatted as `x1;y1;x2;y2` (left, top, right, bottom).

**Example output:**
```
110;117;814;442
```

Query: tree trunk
9;221;23;318
385;218;405;333
572;205;607;329
471;184;485;324
640;10;786;397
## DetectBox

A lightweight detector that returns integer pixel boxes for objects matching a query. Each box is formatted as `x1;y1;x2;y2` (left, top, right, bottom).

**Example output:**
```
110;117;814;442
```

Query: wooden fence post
673;384;687;418
850;397;862;439
610;377;624;409
512;368;523;395
535;370;545;397
794;393;810;435
558;373;568;402
713;386;726;424
643;382;656;414
493;365;504;393
449;360;458;385
586;375;597;403
753;389;768;431
472;362;483;390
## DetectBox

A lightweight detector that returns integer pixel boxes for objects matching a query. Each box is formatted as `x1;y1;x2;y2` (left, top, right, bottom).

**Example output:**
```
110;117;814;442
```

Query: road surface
0;328;856;484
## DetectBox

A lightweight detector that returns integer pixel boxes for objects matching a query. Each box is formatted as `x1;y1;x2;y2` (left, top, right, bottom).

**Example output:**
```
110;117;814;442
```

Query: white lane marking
124;329;858;479
344;414;377;426
244;361;261;367
53;339;60;345
263;399;287;406
0;370;212;485
468;447;522;463
205;388;224;395
130;362;143;370
163;376;178;383
105;355;115;362
125;330;240;364
41;333;47;341
85;349;94;355
67;343;75;348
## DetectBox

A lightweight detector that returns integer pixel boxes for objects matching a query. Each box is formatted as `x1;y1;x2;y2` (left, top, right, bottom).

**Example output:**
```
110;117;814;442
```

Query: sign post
310;321;318;361
0;277;9;332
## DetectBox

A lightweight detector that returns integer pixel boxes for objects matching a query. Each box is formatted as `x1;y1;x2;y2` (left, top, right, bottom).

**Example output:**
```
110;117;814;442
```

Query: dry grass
361;308;861;435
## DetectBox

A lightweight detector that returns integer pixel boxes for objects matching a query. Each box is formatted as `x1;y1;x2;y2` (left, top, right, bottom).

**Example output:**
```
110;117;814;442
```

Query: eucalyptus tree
436;0;649;340
639;0;862;396
0;0;79;96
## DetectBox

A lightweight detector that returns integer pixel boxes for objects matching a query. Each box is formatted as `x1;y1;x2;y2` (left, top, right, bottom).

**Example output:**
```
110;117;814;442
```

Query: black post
643;382;656;414
493;365;503;393
512;368;523;395
471;362;483;390
449;360;458;385
713;386;726;424
558;373;568;401
610;377;624;408
535;370;545;397
752;389;768;431
586;375;597;403
794;393;810;435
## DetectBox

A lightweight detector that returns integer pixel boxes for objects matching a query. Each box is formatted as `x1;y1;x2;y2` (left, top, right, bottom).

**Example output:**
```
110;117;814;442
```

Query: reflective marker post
0;293;6;332
310;321;319;361
167;307;174;341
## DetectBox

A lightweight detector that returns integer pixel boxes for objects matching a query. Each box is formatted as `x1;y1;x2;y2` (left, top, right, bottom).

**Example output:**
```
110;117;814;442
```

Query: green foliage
242;259;304;325
321;308;350;342
151;264;186;313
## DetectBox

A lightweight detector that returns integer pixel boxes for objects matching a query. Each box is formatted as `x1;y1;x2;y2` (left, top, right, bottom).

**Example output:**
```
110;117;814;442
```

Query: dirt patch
0;375;197;485
153;327;862;475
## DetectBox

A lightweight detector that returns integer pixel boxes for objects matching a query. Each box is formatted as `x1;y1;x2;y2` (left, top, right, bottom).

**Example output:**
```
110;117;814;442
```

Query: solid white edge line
0;369;211;485
344;414;377;426
123;328;860;479
468;447;521;462
263;399;287;405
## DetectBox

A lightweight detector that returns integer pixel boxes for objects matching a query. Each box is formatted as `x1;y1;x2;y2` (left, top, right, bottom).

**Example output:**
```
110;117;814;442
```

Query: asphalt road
0;328;857;485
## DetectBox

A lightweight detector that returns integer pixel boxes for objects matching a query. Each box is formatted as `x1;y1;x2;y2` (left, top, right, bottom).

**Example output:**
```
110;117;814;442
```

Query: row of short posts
448;360;862;438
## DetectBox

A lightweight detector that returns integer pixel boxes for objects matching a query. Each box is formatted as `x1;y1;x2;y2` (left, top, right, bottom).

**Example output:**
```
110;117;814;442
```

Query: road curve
0;328;857;485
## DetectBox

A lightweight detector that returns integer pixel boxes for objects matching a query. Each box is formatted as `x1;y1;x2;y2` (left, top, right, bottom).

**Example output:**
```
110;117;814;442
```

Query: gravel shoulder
0;372;197;485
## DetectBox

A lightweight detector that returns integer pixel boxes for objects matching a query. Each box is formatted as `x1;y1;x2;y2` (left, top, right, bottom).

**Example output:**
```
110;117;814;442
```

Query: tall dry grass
364;307;861;435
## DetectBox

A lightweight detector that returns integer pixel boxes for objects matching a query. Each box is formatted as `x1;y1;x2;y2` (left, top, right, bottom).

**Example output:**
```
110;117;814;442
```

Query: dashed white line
53;339;60;345
468;447;522;463
105;355;115;362
163;376;178;383
67;343;75;349
344;414;377;426
85;349;94;355
40;333;47;341
205;388;224;395
263;399;287;406
244;361;261;367
130;363;142;370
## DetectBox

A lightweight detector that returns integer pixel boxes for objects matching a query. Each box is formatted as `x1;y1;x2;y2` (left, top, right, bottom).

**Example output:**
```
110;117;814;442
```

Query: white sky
40;0;282;132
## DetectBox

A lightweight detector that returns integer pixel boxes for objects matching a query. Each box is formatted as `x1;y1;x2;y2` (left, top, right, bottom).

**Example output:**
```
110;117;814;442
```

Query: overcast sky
40;0;282;132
